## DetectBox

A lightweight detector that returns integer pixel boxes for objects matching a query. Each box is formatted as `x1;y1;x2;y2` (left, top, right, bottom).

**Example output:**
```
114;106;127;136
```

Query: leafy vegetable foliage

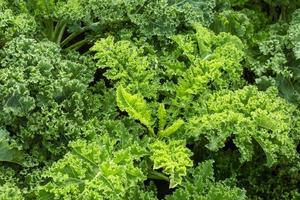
36;134;147;199
166;160;246;200
0;0;300;199
0;129;24;165
187;86;298;166
0;36;98;159
150;140;193;188
0;167;24;200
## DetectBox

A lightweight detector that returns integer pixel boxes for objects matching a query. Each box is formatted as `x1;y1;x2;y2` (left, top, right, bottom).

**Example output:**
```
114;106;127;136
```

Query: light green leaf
158;119;184;138
36;135;146;199
116;86;154;135
166;160;246;200
157;104;167;131
150;140;193;188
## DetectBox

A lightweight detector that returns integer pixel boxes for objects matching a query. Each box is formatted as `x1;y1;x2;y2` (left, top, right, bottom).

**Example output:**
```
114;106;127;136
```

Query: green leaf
36;134;146;199
3;84;35;116
289;9;300;60
157;104;167;131
166;160;246;200
158;119;184;138
150;140;193;188
0;129;24;165
186;86;298;165
116;86;154;136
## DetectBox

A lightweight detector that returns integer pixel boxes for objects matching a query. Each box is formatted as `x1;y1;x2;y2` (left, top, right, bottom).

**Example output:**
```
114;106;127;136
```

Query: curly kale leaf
0;4;36;46
0;129;25;165
288;9;300;60
187;86;298;166
240;9;300;106
211;10;255;39
171;24;245;108
116;86;155;135
92;36;160;98
0;36;98;158
127;0;179;37
252;23;290;77
0;183;24;200
128;0;215;37
150;140;193;188
0;167;24;200
166;160;246;200
35;134;147;199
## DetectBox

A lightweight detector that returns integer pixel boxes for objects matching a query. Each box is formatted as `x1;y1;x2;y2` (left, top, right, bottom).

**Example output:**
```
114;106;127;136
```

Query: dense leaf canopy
0;0;299;199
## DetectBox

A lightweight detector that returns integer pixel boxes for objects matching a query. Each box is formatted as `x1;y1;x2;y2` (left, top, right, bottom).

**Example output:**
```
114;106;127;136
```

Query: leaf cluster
0;0;300;199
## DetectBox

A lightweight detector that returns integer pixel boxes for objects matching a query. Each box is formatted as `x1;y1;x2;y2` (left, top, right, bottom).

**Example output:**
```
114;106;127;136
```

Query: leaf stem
54;21;67;44
61;22;100;47
43;19;54;40
65;39;88;51
148;128;155;137
61;28;85;47
148;170;169;182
